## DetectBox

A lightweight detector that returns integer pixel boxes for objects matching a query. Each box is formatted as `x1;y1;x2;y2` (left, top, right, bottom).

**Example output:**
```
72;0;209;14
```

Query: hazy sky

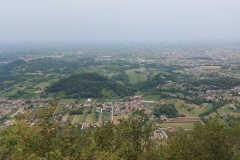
0;0;240;43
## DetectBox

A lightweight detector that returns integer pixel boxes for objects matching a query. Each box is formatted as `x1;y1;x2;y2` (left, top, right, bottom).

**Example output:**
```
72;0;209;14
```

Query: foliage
199;101;226;118
2;98;240;159
153;103;179;118
47;73;136;98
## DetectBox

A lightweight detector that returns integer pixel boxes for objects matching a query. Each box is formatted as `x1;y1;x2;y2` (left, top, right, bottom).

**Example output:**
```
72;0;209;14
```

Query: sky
0;0;240;43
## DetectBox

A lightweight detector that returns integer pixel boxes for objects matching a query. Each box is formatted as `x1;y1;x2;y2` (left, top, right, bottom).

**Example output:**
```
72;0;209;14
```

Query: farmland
158;122;196;130
126;68;147;84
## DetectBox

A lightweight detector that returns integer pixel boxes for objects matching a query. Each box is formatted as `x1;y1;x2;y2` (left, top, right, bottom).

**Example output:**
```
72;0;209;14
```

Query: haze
0;0;240;43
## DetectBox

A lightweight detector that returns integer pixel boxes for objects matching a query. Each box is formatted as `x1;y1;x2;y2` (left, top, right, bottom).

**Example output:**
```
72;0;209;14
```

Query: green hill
47;73;135;98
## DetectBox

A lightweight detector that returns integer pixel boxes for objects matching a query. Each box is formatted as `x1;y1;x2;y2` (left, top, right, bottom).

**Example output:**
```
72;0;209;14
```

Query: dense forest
1;101;240;160
153;103;179;118
47;73;136;98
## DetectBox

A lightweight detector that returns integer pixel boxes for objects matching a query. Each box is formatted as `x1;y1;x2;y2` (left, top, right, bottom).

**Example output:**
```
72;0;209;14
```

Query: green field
158;122;196;130
72;115;84;124
1;89;18;96
173;99;213;117
85;106;97;123
19;93;34;99
74;67;98;74
55;106;65;114
113;114;129;120
126;68;147;84
5;109;18;118
217;104;240;116
34;82;52;88
60;98;76;103
102;111;112;122
148;67;171;76
143;94;160;101
76;98;87;104
24;88;36;93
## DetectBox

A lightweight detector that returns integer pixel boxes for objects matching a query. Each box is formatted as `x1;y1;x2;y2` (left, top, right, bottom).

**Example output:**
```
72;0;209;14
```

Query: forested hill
47;73;136;98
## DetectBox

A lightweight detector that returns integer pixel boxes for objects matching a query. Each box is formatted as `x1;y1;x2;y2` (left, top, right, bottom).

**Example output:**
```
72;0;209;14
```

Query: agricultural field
173;99;213;117
74;67;98;74
217;104;240;116
126;68;147;84
102;111;112;122
5;109;18;119
0;89;18;97
113;114;129;120
143;94;161;101
72;115;84;124
34;82;52;88
202;66;221;70
59;98;76;103
205;112;218;118
55;105;65;114
75;98;87;104
158;122;196;130
147;67;171;75
85;106;97;123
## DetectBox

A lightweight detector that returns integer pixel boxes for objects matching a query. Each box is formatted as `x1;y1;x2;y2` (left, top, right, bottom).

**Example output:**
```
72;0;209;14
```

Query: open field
19;93;34;99
85;106;97;123
114;114;129;120
172;99;213;117
217;104;240;116
202;66;221;70
158;122;196;130
76;98;87;104
24;88;36;93
170;117;200;122
205;112;218;118
34;90;43;94
126;68;147;84
34;82;52;88
102;111;112;122
74;67;98;74
1;89;18;96
60;98;76;103
148;67;171;76
72;115;84;124
5;109;18;118
143;94;160;101
55;105;65;114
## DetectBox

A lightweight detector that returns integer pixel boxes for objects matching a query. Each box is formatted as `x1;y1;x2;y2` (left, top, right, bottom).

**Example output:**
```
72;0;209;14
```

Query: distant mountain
47;73;136;98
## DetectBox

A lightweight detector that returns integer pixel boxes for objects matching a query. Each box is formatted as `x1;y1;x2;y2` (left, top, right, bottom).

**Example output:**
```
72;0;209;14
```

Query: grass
76;98;87;104
2;89;18;96
24;88;36;94
5;109;18;118
148;67;171;76
102;111;112;122
158;122;195;130
74;67;98;74
113;114;129;120
126;68;147;84
55;106;65;114
19;93;34;99
202;66;221;70
34;82;52;88
47;92;57;98
85;106;96;123
173;99;213;117
143;94;161;101
59;98;76;103
205;112;218;118
85;113;94;123
217;104;240;116
72;115;84;124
